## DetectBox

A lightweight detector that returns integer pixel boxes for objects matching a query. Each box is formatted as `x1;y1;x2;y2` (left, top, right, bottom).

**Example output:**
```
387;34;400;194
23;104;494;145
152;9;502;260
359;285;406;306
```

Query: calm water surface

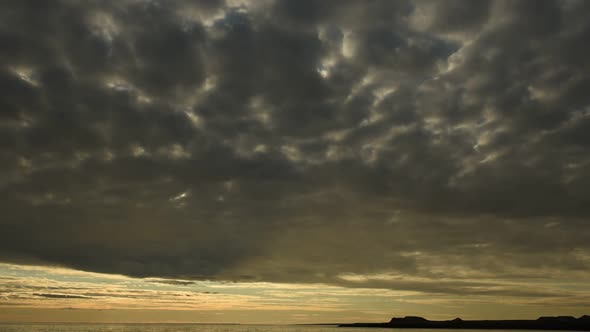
0;325;564;332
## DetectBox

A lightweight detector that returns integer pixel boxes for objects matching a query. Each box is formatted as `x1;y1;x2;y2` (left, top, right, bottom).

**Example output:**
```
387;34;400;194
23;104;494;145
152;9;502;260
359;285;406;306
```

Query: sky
1;0;590;324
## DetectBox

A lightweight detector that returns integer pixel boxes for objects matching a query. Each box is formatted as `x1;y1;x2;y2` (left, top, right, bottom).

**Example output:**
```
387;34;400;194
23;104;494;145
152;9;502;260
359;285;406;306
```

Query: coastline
339;315;590;331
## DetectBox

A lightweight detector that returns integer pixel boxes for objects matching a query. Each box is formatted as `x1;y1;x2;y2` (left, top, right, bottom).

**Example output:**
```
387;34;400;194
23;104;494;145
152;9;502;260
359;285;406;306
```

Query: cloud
145;278;196;286
34;293;93;299
1;0;590;304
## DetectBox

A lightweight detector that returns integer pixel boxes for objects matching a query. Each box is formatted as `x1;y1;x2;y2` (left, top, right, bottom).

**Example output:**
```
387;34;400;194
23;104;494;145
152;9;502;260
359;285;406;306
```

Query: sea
0;325;365;332
0;326;564;332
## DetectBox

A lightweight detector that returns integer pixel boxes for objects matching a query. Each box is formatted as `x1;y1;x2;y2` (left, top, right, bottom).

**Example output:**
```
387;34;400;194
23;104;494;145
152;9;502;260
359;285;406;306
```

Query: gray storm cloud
1;0;590;297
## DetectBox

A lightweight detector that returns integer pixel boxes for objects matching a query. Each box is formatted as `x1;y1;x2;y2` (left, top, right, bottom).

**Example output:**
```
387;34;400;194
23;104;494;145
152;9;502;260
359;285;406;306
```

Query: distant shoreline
339;315;590;331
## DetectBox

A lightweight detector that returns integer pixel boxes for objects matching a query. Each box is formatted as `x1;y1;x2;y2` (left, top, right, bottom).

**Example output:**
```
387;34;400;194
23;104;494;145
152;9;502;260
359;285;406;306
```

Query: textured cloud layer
1;0;590;300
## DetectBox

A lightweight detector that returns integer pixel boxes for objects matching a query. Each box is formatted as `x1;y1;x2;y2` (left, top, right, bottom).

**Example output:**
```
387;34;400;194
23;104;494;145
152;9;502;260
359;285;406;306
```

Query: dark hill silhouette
340;315;590;330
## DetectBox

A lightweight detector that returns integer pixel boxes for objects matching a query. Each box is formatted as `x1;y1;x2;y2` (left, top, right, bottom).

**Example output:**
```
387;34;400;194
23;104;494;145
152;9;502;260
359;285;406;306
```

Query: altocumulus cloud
1;0;590;298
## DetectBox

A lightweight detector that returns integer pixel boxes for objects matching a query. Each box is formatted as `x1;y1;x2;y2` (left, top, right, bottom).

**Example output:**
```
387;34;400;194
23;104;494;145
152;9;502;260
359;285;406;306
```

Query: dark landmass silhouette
340;315;590;330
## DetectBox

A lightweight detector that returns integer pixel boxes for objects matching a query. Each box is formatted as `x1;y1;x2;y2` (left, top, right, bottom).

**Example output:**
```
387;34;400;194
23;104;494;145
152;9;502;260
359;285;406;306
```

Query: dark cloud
146;279;196;286
1;0;590;299
415;0;492;33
